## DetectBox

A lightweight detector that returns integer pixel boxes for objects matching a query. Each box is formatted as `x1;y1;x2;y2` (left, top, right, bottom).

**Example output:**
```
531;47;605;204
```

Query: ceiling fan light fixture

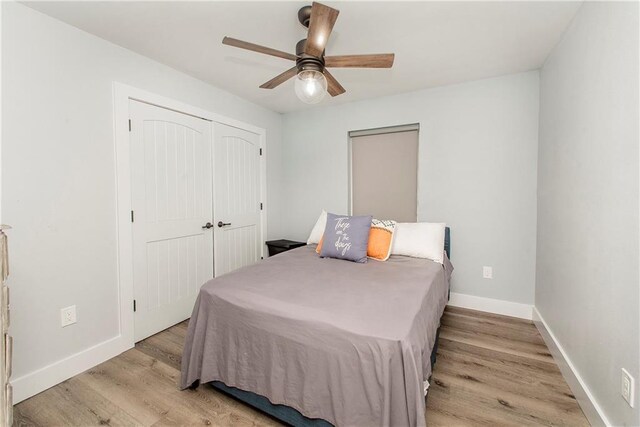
294;69;327;104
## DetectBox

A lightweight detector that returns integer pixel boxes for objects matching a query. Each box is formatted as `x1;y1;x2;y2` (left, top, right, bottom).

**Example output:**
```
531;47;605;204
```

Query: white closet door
130;100;213;342
213;123;262;276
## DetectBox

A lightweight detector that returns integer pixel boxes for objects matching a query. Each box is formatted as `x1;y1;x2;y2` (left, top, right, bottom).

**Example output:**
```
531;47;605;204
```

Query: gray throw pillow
320;213;372;263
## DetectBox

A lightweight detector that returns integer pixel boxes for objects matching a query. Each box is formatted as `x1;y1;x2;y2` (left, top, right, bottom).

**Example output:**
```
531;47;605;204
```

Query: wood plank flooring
13;307;588;426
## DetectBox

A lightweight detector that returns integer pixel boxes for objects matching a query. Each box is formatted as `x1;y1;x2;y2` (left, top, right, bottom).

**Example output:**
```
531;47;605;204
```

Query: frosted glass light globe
294;70;327;104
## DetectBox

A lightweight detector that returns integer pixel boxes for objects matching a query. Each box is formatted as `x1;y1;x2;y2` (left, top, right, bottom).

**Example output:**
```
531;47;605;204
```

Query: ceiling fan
222;2;395;104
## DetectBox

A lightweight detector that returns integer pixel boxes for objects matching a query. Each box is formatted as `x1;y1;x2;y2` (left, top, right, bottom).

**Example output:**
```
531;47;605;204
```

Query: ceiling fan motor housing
295;39;324;73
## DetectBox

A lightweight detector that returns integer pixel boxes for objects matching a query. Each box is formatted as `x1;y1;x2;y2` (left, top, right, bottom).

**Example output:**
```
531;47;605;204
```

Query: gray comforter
181;246;451;426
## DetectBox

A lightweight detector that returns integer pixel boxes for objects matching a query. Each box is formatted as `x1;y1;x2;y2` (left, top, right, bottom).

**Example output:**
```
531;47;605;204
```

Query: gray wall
536;2;639;426
282;71;540;304
1;2;283;390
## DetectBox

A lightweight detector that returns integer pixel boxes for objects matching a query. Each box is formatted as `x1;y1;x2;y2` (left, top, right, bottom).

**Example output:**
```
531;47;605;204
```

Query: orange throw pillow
367;219;396;261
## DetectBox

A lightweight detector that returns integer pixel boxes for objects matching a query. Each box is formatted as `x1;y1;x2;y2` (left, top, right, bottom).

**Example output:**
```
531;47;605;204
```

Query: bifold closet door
212;123;262;276
129;100;213;342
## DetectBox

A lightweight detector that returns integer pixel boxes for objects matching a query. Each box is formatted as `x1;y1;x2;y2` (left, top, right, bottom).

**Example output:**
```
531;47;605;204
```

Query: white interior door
213;122;262;276
130;100;213;342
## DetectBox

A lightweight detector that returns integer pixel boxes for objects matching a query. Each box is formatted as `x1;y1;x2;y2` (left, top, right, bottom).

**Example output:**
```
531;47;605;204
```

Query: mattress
181;245;451;426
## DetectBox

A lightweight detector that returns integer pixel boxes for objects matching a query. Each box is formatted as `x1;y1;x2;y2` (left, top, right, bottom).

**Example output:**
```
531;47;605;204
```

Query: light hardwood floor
14;307;588;426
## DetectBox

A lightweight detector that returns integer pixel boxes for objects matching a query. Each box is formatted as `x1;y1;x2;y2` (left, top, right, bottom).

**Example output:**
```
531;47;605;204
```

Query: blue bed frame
208;228;451;426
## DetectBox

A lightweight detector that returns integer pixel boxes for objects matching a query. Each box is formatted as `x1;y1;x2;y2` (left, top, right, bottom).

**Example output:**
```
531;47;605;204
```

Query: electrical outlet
622;368;635;407
482;266;493;279
61;305;77;327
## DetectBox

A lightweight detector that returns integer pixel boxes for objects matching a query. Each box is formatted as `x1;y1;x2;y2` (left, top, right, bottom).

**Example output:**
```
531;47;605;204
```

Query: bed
181;228;452;427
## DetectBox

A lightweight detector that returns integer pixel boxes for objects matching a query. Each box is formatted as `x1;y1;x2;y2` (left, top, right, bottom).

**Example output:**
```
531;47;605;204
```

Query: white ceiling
25;1;582;113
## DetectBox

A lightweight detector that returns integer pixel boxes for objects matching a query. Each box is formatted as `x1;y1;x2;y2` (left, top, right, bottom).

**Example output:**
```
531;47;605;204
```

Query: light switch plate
482;266;493;279
622;368;635;407
61;305;77;327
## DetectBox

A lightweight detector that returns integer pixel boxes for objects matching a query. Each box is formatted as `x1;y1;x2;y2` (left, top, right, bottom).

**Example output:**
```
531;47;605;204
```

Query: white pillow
391;222;446;264
306;210;328;245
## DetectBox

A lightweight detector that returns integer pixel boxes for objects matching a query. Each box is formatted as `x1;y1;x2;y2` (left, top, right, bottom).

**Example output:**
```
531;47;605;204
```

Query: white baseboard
533;307;609;426
448;292;533;320
12;335;131;404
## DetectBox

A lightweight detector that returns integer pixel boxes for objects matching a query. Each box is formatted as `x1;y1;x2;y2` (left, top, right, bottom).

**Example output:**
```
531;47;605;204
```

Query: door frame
113;82;267;347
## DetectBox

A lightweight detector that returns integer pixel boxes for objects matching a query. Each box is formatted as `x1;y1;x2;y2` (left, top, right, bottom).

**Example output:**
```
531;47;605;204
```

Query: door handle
202;222;214;229
217;221;231;228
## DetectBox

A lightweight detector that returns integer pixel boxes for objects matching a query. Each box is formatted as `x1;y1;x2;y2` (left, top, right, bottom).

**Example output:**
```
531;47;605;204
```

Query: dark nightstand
265;239;306;257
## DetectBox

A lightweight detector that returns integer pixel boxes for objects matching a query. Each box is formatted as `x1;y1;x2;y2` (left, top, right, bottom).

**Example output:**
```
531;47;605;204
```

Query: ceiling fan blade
325;53;395;68
222;37;297;61
323;69;345;97
305;2;339;57
259;67;298;89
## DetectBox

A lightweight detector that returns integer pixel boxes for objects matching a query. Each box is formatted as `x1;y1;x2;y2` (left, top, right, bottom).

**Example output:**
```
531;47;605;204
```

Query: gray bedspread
181;246;451;427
